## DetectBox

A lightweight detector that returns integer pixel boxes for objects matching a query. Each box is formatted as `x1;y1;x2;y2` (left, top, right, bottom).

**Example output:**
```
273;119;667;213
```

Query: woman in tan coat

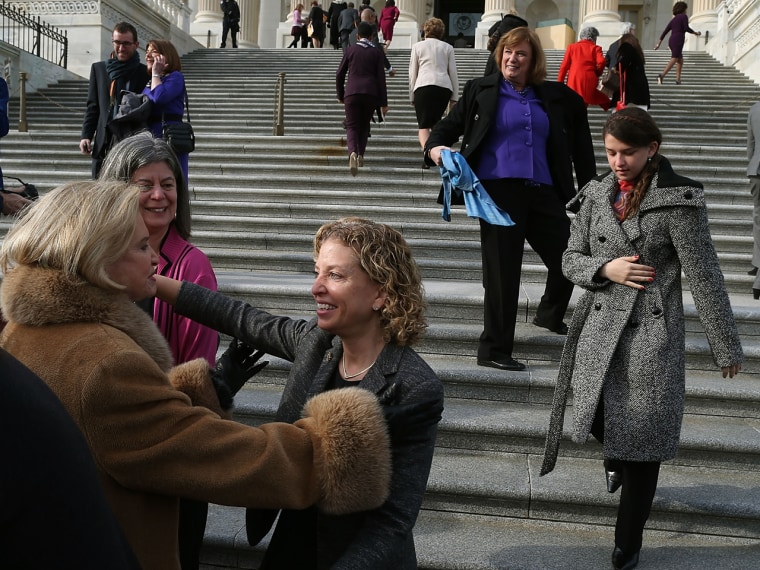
0;180;391;570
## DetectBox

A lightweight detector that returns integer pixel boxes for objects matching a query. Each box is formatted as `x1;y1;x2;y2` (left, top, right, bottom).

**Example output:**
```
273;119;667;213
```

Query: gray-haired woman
557;26;610;110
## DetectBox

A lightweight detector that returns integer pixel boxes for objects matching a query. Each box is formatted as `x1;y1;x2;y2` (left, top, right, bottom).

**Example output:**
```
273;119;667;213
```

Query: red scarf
612;180;634;221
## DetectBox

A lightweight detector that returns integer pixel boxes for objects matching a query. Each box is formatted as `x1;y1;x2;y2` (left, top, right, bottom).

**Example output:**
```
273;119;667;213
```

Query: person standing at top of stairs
220;0;240;48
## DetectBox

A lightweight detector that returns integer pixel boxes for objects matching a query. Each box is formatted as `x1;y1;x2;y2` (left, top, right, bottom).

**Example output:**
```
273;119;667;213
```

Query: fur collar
1;265;173;371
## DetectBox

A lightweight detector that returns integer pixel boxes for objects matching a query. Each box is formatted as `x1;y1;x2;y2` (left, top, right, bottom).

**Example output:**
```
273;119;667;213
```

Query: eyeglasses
112;40;135;48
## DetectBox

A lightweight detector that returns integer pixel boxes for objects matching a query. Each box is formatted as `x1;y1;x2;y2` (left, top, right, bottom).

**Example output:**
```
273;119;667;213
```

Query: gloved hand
211;339;269;410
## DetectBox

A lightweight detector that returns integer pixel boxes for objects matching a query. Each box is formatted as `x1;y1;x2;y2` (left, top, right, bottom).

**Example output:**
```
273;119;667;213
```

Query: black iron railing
0;1;68;68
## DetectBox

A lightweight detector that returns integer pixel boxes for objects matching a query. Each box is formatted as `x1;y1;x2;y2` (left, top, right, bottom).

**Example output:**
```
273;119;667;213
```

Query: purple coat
336;41;387;106
659;13;696;59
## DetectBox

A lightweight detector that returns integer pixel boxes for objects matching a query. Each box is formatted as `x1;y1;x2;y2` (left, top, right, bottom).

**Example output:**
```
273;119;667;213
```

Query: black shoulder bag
162;87;195;154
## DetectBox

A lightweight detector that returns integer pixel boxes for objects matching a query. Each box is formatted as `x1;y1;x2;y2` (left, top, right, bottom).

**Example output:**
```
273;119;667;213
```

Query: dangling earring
647;156;652;163
372;306;380;311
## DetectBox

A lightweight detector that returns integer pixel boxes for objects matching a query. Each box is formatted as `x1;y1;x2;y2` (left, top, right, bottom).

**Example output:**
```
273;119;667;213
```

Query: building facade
3;1;759;84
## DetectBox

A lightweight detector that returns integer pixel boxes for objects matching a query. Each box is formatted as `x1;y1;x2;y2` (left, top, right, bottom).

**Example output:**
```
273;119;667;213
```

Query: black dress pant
592;399;661;556
477;179;573;361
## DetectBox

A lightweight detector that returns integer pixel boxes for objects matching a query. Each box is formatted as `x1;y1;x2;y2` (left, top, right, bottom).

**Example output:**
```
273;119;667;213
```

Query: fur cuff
301;386;391;515
169;358;232;420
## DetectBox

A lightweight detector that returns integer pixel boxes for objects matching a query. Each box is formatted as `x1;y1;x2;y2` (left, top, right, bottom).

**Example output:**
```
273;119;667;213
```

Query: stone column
238;0;259;48
388;0;420;49
194;0;222;23
688;0;718;51
190;0;223;47
580;0;621;51
475;0;513;49
258;0;280;48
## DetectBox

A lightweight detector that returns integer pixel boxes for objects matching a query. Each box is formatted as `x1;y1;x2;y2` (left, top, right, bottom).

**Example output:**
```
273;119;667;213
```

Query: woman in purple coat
336;22;388;177
143;39;190;184
654;2;701;85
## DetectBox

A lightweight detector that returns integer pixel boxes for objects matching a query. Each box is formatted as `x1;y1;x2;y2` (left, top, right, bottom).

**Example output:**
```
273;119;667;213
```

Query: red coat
557;39;610;110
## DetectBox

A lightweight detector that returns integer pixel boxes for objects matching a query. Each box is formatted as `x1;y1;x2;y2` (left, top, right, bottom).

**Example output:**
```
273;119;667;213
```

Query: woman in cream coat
0;180;391;570
409;17;458;153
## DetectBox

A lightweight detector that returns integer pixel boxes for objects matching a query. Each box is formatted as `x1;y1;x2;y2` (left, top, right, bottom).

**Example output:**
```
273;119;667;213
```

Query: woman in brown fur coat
0;180;391;570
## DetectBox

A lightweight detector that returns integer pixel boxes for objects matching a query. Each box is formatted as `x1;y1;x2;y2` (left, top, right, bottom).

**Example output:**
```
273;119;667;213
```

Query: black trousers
592;399;661;555
221;21;237;47
477;179;573;361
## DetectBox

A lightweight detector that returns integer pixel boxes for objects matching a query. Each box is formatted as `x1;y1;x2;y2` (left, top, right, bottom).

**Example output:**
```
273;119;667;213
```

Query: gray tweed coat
541;157;743;475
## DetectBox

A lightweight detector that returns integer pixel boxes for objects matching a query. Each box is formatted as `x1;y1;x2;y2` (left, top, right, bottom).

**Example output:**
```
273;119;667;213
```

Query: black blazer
425;73;597;206
81;60;148;159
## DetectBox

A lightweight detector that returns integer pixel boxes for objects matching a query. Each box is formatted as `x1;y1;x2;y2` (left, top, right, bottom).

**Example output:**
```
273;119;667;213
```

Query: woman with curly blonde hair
155;216;443;568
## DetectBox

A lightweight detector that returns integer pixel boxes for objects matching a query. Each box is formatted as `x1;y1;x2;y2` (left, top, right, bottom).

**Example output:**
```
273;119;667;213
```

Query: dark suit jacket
0;348;140;569
81;60;148;159
425;73;596;206
172;282;444;570
336;42;387;106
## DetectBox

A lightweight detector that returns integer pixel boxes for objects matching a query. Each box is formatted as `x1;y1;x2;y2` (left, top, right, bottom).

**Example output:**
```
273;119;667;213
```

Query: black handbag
162;87;195;154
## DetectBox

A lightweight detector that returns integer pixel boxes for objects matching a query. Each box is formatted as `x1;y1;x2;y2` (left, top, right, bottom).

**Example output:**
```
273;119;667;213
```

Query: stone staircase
3;48;760;569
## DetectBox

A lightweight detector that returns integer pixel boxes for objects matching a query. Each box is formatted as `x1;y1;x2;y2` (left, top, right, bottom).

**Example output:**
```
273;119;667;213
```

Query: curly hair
579;27;599;42
423;17;445;40
314;217;427;346
603;107;662;219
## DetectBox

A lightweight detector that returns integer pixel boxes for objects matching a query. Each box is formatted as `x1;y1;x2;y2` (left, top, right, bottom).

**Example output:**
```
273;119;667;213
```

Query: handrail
273;72;286;136
0;1;68;69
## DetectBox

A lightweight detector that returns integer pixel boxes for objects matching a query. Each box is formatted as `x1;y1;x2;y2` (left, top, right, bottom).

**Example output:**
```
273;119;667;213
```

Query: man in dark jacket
78;22;147;178
0;347;141;569
338;2;360;49
220;0;241;48
0;78;32;215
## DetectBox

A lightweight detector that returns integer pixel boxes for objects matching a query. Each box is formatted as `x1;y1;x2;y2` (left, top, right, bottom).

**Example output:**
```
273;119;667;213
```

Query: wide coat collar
569;156;704;245
1;265;173;371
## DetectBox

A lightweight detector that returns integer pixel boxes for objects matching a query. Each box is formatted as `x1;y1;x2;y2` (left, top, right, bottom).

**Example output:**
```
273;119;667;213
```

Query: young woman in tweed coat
541;107;742;570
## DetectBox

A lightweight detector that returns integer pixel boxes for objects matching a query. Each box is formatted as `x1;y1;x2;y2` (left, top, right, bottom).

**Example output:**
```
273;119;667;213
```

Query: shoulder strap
161;85;191;126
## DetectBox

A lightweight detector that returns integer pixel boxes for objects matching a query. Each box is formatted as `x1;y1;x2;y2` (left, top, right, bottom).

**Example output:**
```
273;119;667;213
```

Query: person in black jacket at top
328;0;348;49
425;27;596;371
220;0;241;48
79;22;147;178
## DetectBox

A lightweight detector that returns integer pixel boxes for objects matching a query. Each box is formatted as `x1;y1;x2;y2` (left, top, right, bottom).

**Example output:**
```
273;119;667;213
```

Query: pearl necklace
342;354;376;379
504;78;529;97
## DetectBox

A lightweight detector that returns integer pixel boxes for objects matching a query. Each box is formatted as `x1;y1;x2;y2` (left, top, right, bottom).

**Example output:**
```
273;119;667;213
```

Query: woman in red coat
558;26;610;111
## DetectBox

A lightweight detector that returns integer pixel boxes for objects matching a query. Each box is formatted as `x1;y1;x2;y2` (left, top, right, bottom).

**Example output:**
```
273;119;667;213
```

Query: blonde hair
494;27;548;84
0;180;141;291
314;217;427;346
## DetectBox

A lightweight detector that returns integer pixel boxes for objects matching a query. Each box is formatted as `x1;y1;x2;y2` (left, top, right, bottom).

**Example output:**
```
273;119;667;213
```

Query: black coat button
652;307;662;316
684;191;693;199
594;303;602;310
598;236;607;243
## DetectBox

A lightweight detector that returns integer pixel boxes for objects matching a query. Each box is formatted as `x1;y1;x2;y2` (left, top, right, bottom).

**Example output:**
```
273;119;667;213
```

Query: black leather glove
211;339;269;410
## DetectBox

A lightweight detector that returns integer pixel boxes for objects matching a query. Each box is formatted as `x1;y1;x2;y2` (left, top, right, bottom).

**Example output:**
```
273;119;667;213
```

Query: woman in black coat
612;33;650;110
425;27;596;371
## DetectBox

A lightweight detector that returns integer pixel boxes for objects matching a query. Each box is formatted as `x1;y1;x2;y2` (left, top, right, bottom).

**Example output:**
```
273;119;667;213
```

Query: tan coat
0;266;390;570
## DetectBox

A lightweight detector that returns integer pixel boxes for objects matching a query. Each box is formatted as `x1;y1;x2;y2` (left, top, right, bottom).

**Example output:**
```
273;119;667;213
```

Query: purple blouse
475;79;552;184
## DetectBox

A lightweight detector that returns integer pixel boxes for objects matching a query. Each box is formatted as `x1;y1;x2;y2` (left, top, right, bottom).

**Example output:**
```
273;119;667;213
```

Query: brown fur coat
1;265;391;570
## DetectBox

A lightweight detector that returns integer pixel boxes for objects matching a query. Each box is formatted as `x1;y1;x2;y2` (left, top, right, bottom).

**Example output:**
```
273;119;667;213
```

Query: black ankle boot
612;547;639;570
